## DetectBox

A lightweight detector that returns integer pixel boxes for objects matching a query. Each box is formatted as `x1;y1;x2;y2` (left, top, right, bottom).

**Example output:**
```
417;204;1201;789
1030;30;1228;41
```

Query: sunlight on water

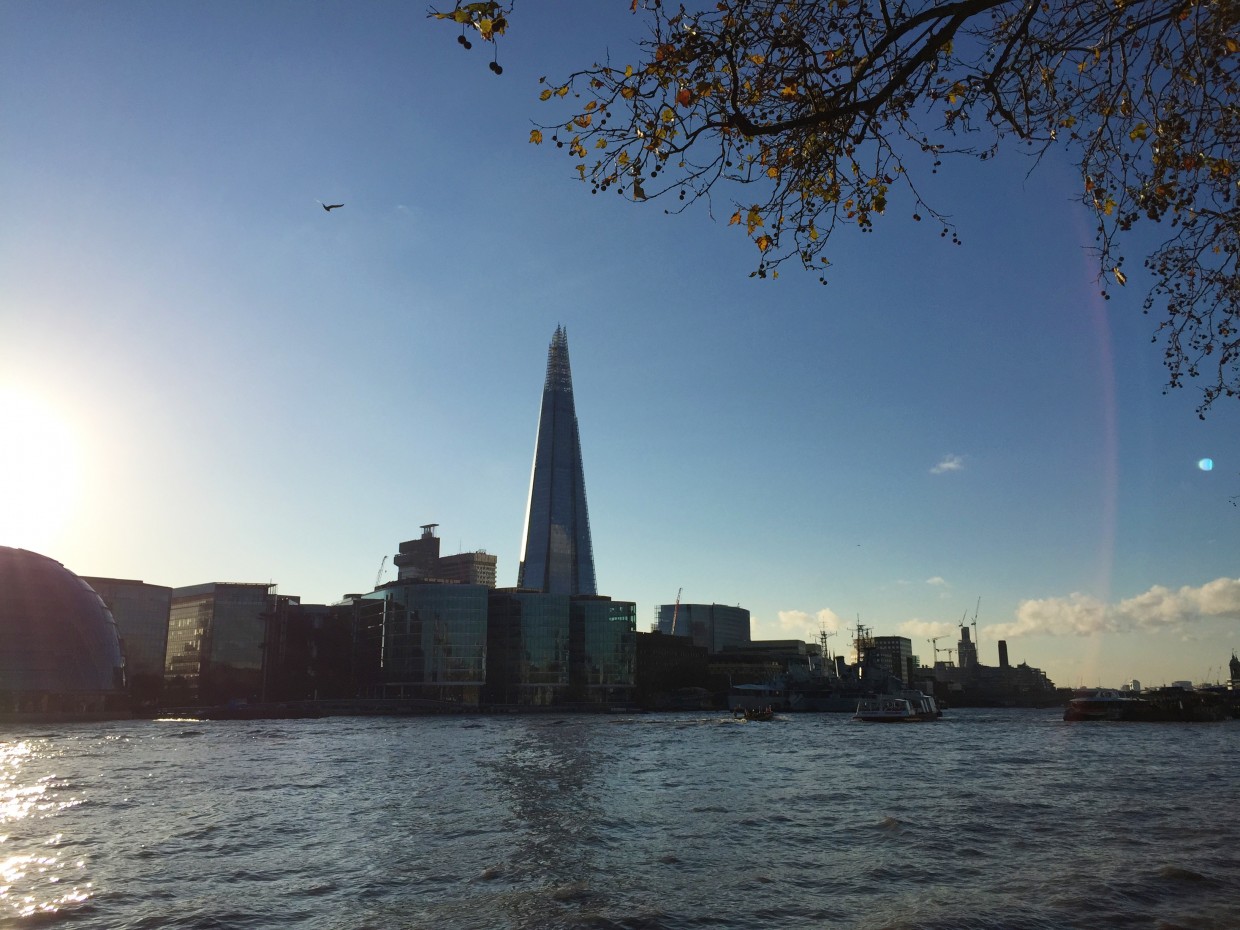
0;739;94;921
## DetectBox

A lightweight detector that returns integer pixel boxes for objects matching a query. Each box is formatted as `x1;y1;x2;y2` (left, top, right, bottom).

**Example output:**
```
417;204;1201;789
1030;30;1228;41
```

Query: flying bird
319;201;344;212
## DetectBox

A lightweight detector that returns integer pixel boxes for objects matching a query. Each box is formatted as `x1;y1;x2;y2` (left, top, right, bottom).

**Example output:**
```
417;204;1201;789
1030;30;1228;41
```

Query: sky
2;1;1238;691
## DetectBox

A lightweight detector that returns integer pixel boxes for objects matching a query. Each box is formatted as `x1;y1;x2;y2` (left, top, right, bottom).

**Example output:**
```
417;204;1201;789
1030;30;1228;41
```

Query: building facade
82;576;172;707
571;596;637;704
358;582;489;704
393;524;498;587
485;590;572;705
163;582;289;706
655;603;751;653
517;326;598;595
870;635;917;683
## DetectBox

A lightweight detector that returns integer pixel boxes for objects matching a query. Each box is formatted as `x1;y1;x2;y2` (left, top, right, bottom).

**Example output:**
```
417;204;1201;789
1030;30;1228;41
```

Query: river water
1;709;1237;930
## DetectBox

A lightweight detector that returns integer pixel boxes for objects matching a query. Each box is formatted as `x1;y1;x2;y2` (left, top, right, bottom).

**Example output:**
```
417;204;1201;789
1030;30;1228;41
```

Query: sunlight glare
0;389;79;552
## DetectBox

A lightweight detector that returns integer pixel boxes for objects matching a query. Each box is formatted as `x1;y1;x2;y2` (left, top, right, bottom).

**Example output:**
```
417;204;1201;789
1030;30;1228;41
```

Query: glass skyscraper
518;326;597;595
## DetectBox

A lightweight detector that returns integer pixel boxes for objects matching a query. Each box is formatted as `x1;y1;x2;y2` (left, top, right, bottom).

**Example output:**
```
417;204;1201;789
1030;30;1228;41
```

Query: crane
375;555;387;589
670;587;682;635
930;635;948;664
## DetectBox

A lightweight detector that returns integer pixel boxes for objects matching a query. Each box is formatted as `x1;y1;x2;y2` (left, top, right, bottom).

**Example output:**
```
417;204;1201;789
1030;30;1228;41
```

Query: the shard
517;326;597;595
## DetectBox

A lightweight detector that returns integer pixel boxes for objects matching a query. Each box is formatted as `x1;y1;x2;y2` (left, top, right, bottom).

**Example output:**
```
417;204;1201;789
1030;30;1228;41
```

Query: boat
854;690;940;722
733;706;775;721
1063;686;1229;722
1062;687;1146;721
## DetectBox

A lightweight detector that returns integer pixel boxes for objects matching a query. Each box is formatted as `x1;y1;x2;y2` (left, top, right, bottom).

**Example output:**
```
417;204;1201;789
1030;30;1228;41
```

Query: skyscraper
518;326;597;595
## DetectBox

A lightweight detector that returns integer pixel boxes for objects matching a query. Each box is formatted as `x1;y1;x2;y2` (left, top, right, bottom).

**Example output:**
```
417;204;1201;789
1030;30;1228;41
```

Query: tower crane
930;635;948;664
375;555;388;589
670;588;682;635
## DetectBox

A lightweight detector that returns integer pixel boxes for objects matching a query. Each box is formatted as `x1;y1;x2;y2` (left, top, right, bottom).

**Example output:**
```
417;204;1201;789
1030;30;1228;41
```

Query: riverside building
163;582;294;706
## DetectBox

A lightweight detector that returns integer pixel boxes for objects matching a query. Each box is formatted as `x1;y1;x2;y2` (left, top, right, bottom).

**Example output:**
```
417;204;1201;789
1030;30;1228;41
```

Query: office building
655;602;751;653
393;524;498;587
163;582;292;706
571;596;637;704
82;576;172;706
518;326;597;595
486;589;572;705
357;581;489;704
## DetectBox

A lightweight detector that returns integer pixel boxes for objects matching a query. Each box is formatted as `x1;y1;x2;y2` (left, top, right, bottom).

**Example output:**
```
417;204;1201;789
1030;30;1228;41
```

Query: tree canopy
433;0;1239;416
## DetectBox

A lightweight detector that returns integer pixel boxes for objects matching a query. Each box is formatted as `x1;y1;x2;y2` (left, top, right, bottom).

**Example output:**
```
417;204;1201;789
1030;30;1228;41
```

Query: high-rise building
518;326;597;595
392;524;498;587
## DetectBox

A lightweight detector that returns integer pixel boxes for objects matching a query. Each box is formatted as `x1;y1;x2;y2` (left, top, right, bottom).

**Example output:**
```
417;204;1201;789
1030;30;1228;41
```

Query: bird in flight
319;201;344;212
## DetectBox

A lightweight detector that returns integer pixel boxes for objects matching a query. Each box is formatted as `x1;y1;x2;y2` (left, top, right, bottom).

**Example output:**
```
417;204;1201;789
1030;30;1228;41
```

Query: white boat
854;690;940;722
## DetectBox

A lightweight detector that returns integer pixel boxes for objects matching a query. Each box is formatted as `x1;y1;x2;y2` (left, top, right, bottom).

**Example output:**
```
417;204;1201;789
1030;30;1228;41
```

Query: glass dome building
0;546;127;720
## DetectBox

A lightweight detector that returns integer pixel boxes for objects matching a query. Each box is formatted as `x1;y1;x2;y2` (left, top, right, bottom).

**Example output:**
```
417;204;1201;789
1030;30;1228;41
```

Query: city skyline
2;2;1239;692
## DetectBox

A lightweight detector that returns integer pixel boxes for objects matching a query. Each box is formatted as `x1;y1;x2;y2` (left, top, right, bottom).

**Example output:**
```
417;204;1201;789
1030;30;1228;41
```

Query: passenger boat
1062;687;1147;722
733;706;775;721
853;690;940;722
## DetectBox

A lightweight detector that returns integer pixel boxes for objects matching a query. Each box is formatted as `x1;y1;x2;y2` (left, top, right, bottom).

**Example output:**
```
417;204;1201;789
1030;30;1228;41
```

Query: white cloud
775;608;844;640
930;454;964;474
985;578;1240;639
898;618;958;640
926;576;948;587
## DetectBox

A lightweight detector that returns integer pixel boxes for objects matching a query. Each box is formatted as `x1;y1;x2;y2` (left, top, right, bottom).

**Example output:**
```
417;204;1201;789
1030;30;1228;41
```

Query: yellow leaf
809;226;819;241
661;108;676;124
621;86;636;100
748;54;765;65
529;129;543;144
1226;37;1239;54
1113;267;1127;285
766;166;779;178
729;211;741;226
756;235;772;252
540;89;553;101
1129;123;1148;142
556;86;570;98
584;101;598;112
574;113;593;128
576;164;586;179
617;150;630;166
625;64;634;77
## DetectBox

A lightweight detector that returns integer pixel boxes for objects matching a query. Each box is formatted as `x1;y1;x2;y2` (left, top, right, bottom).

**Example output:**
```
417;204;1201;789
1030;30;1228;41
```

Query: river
1;709;1237;929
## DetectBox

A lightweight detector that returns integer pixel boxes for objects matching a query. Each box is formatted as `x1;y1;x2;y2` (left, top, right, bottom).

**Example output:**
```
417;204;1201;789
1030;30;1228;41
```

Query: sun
0;388;79;553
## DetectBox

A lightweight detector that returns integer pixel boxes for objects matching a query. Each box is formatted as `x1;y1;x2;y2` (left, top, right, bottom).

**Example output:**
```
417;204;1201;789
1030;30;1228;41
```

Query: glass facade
83;576;172;709
518;326;598;596
164;582;283;706
486;591;571;705
0;547;127;717
361;582;488;704
656;603;751;653
572;597;636;703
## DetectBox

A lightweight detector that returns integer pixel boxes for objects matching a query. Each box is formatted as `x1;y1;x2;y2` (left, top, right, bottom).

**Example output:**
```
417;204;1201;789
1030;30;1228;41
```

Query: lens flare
1198;458;1214;471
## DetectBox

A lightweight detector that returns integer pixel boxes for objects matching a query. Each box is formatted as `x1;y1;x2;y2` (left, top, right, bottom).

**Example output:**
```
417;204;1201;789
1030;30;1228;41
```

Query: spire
518;327;597;595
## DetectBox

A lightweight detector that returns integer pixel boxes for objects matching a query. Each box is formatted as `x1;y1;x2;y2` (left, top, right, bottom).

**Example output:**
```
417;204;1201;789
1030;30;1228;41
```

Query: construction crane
670;588;682;635
375;555;387;589
930;635;949;664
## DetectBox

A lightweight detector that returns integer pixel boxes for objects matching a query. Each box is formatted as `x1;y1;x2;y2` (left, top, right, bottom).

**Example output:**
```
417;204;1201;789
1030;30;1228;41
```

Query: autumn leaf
1113;267;1127;285
756;234;772;252
729;211;741;226
529;129;543;144
676;88;692;106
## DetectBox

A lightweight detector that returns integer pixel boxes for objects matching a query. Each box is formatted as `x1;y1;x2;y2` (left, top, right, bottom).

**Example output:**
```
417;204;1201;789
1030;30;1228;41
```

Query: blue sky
2;1;1238;690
